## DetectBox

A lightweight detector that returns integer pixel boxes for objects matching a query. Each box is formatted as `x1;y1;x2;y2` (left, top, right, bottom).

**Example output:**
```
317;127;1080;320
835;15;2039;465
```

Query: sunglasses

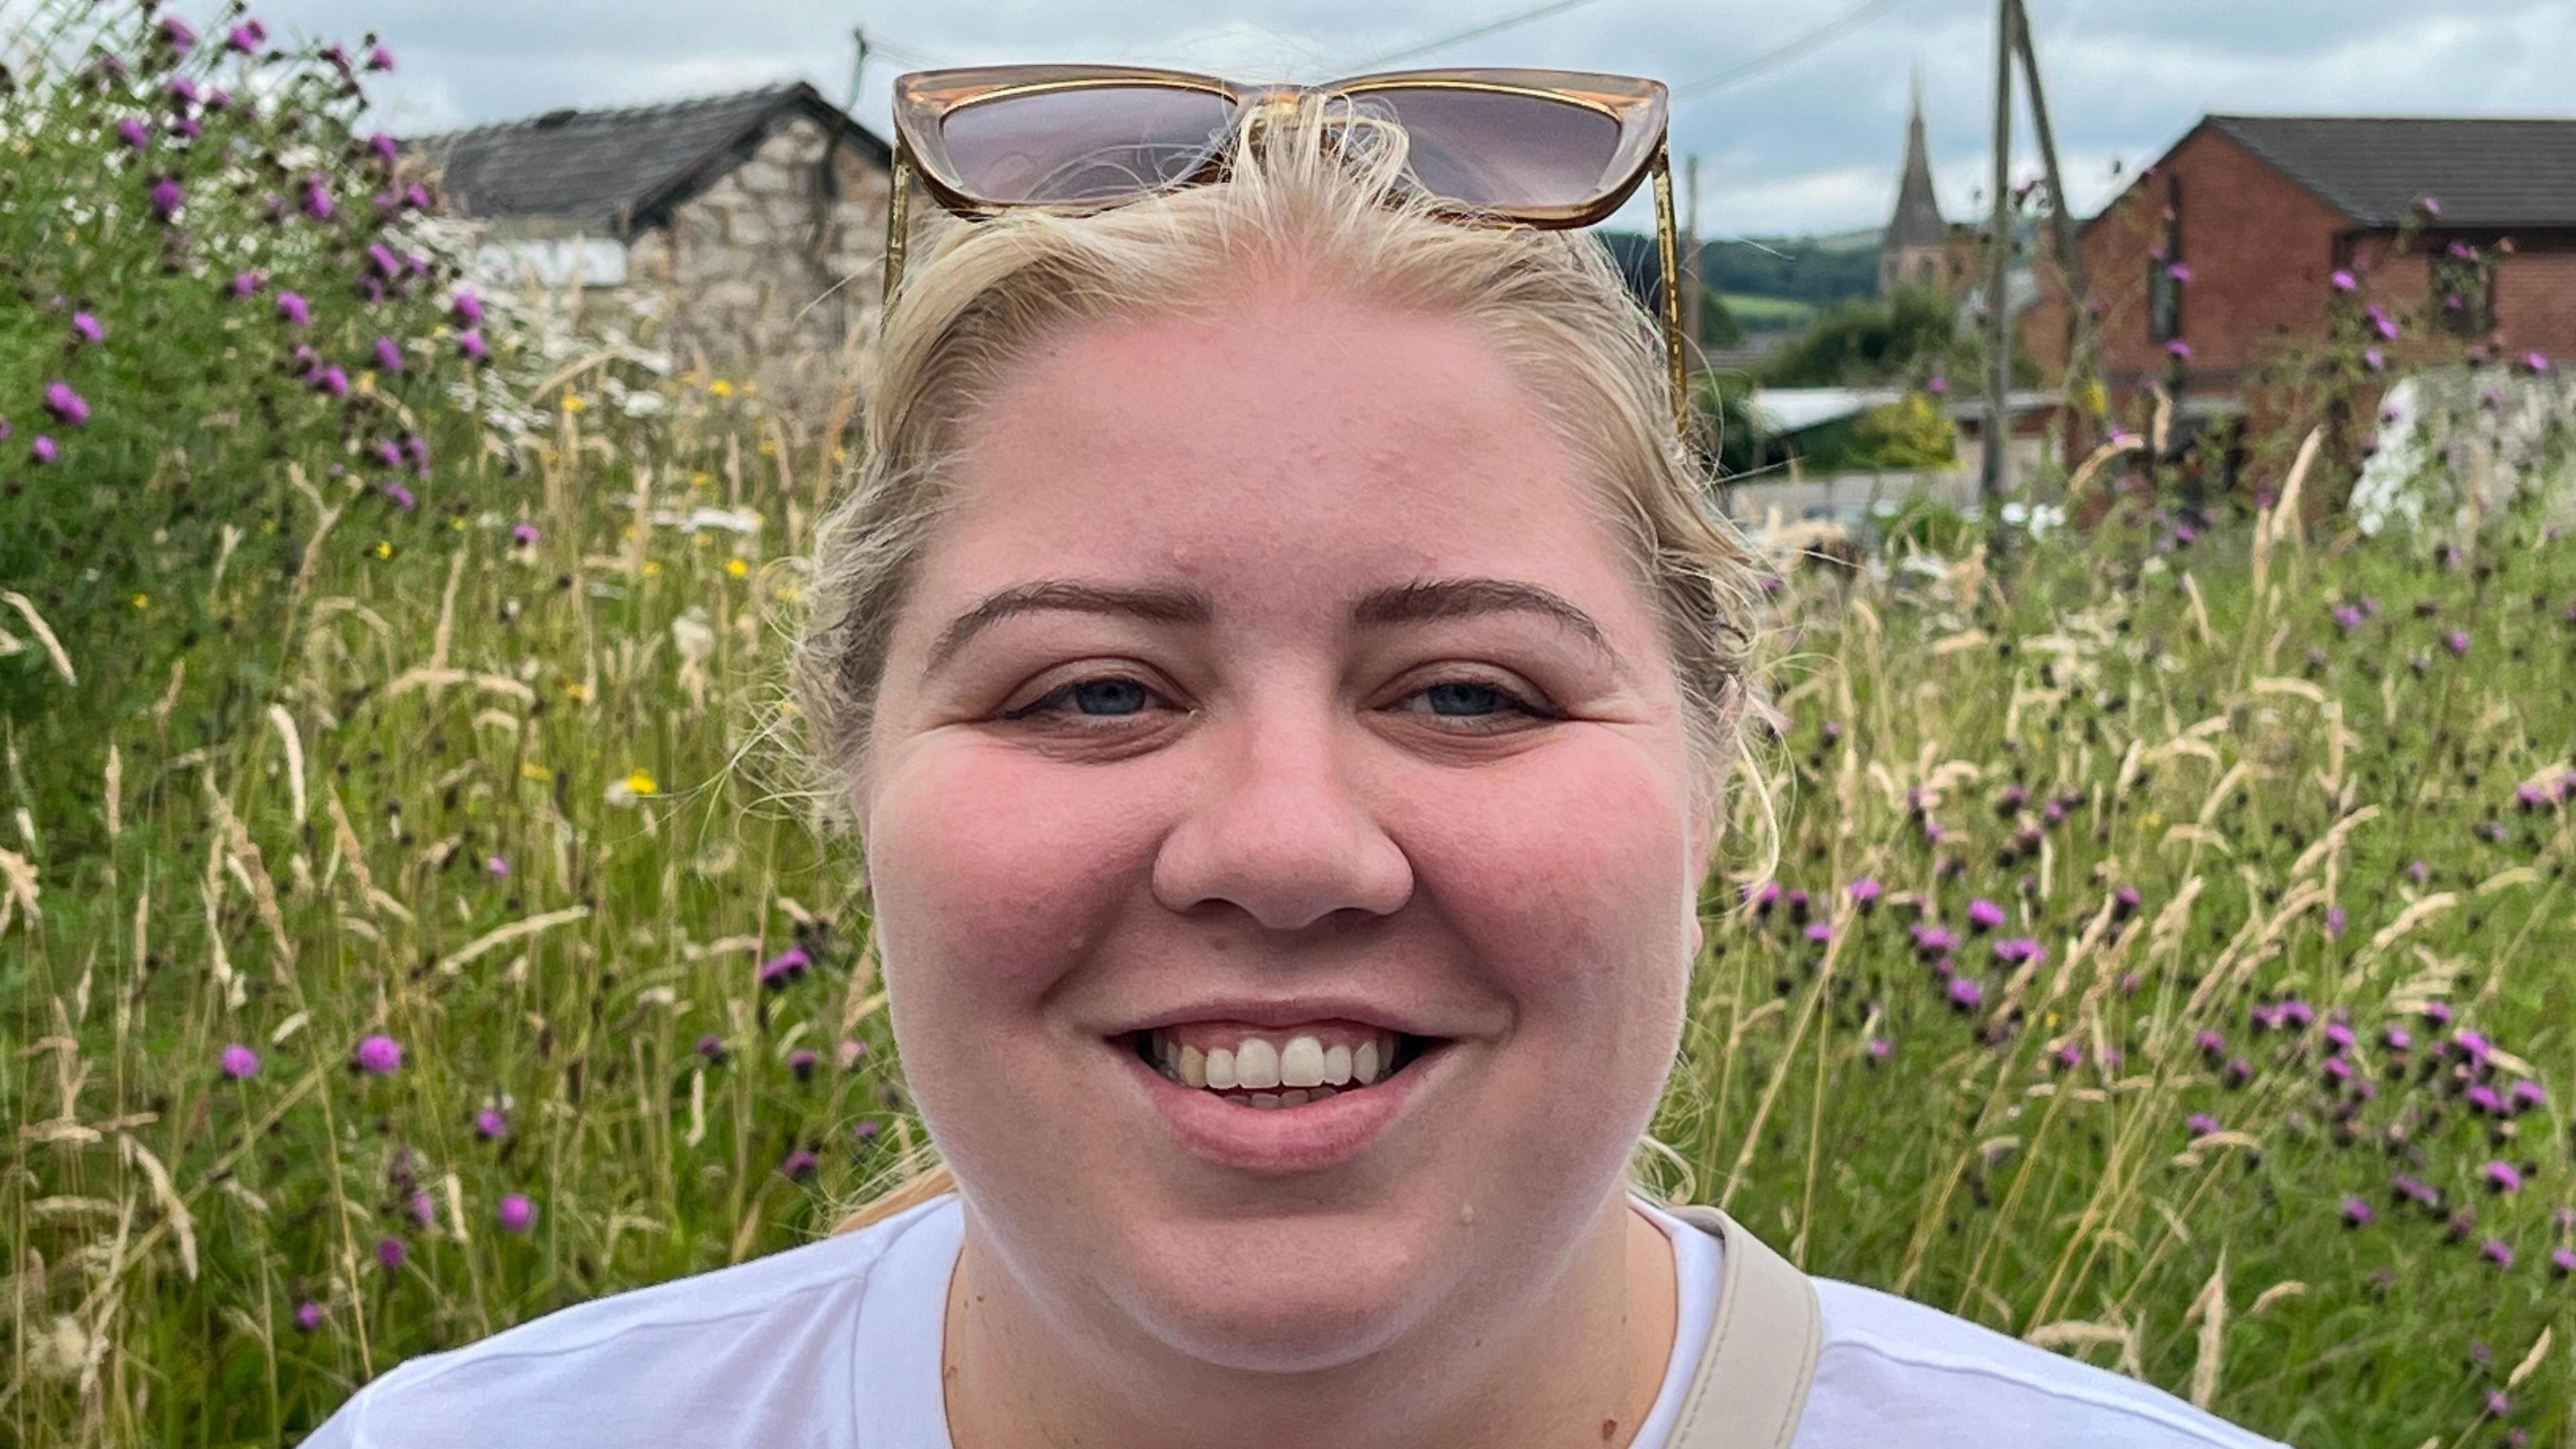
883;64;1693;441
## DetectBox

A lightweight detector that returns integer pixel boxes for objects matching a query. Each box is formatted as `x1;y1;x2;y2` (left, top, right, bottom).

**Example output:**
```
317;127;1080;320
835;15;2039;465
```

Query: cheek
866;740;1158;1035
1397;741;1695;1049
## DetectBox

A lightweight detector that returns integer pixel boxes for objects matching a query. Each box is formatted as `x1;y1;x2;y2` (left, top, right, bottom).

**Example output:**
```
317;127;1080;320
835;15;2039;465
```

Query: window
2147;173;2185;344
2430;245;2496;337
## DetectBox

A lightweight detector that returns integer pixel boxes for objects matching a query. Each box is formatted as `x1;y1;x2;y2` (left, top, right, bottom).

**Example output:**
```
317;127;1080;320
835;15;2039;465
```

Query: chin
1099;1197;1458;1373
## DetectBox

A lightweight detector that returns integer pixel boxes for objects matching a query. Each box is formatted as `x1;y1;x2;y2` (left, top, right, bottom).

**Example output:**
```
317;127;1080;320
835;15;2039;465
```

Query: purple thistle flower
30;435;58;465
2323;1022;2356;1052
373;335;405;373
406;433;431;474
2165;262;2194;282
315;366;350;398
453;290;486;325
1945;977;1983;1011
148;176;184;219
2332;601;2364;631
485;853;508;877
2324;904;2347;939
303;177;334;221
2186;1112;2221;1138
2194;1029;2226;1059
2421;997;2451;1024
474;1108;508;1140
788;1048;820;1081
2480;1238;2514;1268
695;1032;728;1064
2111;884;2141;919
2418;195;2443;216
405;181;433;211
171;115;203;140
2365;304;2400;341
374;1236;406;1271
757;945;812;989
2165;338;2194;360
2447;629;2471;657
66;311;102;347
2516;783;2548;811
2528;351;2554;374
2331;268;2358;291
277;290;311;327
2467;1084;2506;1116
219;1042;260;1079
2341;1195;2373;1227
496;1192;535;1232
2381;1024;2413;1051
367;43;396;72
781;1148;819;1180
1911;922;1957;957
1803;920;1833;944
853;1119;883;1144
457;329;490;362
324;43;354;78
2279;1000;2314;1029
409;1190;436;1226
43;381;89;427
1866;1036;1893;1061
294;1300;325;1331
2393;1173;2438;1207
2456;1029;2493;1064
2485;1161;2524;1193
168;76;201;107
2222;1057;2252;1087
2322;1055;2353;1085
229;269;265;298
352;1034;403;1075
1966;898;2004;932
115;117;150;149
2364;345;2386;372
381;481;416;511
1847;877;1882;908
160;15;198;52
2553;1248;2576;1278
1993;936;2044;966
374;438;403;468
369;131;399;165
368;241;402;279
227;23;265;54
511;521;540;547
2510;1079;2547;1111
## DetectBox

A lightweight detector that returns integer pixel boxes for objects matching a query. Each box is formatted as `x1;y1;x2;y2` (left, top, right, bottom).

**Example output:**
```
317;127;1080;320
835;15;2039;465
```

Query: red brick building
2022;116;2576;442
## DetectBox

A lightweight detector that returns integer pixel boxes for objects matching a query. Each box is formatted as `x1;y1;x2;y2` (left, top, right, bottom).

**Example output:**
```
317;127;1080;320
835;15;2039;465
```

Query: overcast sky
260;0;2576;238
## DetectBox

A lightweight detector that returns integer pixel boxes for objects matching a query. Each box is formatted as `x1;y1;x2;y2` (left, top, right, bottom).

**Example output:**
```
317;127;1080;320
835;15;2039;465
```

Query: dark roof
2207;115;2576;229
402;81;892;236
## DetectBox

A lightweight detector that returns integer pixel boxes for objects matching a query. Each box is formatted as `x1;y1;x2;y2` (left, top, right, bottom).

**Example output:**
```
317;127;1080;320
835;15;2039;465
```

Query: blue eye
1066;678;1150;716
1421;681;1507;716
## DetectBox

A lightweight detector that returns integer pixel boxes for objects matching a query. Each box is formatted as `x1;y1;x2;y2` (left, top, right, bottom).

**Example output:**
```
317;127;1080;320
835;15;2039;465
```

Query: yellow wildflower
690;470;712;487
642;559;661;577
520;761;551;781
561;394;586;413
726;557;749;578
374;539;394;559
564;681;592;702
709;379;733;397
130;592;150;610
625;768;658;796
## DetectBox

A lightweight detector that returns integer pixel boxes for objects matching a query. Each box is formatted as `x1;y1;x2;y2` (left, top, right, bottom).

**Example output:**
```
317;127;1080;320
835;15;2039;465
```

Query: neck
943;1190;1679;1449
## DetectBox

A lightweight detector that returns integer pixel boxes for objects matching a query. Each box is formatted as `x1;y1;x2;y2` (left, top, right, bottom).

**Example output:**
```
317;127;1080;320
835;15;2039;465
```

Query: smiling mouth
1124;1024;1442;1110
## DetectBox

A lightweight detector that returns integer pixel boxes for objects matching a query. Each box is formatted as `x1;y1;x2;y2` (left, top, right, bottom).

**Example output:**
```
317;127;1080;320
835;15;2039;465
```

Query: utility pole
2010;0;2091;440
1982;0;2017;549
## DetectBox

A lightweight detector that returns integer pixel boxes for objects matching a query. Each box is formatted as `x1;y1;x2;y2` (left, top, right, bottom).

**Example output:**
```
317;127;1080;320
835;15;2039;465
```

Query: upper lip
1114;996;1453;1038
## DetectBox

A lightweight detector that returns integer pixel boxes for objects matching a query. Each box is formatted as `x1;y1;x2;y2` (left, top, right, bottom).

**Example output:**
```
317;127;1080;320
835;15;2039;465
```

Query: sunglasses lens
1348;87;1625;211
940;85;1236;203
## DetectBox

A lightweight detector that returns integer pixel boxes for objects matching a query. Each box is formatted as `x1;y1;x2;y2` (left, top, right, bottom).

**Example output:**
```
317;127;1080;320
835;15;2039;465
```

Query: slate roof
403;81;892;236
2207;116;2576;229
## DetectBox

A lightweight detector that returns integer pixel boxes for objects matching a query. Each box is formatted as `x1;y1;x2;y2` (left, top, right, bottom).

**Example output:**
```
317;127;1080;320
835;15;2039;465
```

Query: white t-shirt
303;1193;2282;1447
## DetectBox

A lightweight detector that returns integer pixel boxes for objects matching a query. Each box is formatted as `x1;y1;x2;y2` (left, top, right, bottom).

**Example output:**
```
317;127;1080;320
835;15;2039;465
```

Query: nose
1150;706;1414;932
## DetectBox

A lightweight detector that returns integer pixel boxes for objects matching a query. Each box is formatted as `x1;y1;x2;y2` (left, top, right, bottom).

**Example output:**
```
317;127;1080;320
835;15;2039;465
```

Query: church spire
1886;68;1947;251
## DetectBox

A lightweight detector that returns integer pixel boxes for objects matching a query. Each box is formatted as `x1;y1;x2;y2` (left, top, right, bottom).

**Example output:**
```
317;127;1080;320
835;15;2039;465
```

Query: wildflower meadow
5;5;2576;1448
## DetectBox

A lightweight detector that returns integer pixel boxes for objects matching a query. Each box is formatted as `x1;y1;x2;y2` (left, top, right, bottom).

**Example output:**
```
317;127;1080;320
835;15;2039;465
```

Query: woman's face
863;276;1709;1372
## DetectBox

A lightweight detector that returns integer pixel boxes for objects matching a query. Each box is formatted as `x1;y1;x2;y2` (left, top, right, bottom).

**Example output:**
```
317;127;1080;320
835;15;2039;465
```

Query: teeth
1278;1035;1326;1089
1144;1028;1405;1095
1234;1037;1282;1090
1248;1092;1281;1108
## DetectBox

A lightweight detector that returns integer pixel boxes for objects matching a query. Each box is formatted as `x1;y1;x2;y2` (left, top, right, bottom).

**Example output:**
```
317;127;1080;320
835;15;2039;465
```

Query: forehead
924;281;1648;616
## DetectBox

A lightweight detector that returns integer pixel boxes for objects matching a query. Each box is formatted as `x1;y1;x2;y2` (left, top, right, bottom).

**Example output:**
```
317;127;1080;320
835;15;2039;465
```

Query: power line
1351;0;1617;70
1672;0;1921;101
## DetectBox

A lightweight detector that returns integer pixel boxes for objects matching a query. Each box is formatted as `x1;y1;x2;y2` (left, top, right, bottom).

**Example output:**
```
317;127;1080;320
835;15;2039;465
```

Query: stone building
1880;77;1955;296
405;82;894;419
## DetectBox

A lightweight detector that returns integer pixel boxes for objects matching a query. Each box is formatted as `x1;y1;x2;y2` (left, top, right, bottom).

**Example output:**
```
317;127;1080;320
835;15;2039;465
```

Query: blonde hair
800;94;1768;1236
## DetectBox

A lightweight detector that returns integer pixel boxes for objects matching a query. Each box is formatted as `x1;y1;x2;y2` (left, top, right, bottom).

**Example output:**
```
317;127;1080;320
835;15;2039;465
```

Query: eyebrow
1351;578;1615;663
925;576;1615;672
928;581;1214;672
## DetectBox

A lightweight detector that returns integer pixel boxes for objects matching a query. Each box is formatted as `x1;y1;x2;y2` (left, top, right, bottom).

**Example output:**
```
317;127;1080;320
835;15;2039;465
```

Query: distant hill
1598;227;1883;323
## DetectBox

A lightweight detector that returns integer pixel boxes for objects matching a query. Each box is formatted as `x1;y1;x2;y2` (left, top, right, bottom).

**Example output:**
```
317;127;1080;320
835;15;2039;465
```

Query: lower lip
1114;1038;1446;1173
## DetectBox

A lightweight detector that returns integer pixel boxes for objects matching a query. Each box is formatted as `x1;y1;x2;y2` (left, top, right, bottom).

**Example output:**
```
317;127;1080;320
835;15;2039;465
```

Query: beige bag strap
1661;1205;1821;1449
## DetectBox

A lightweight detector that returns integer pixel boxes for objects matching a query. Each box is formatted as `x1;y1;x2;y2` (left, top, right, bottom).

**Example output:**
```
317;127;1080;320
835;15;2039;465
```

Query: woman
307;83;2284;1448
